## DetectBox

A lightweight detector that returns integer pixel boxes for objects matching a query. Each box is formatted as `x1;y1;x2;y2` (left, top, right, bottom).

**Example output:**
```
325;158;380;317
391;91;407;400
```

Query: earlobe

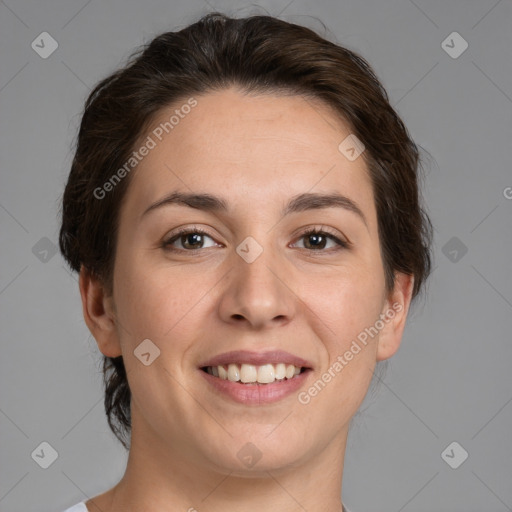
376;272;415;362
78;266;122;358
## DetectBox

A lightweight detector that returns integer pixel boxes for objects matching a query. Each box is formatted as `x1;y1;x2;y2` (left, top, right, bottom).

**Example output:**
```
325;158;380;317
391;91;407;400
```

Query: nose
217;240;296;330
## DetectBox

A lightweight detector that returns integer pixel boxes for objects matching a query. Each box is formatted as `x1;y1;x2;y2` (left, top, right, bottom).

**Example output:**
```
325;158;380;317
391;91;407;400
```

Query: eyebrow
141;191;368;228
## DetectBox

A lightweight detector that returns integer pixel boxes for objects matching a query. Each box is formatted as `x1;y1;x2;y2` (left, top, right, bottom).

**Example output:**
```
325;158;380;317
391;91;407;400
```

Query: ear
79;266;122;358
376;272;415;362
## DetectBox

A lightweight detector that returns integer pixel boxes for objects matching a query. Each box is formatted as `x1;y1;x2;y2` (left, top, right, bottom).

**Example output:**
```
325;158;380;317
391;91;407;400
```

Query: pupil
181;233;326;250
184;233;202;249
307;233;325;249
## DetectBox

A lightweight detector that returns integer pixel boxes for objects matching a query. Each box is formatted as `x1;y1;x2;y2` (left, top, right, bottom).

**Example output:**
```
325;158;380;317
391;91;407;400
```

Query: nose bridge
220;231;294;327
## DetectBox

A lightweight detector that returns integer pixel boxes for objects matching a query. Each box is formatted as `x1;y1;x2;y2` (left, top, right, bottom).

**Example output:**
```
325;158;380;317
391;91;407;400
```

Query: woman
59;11;433;512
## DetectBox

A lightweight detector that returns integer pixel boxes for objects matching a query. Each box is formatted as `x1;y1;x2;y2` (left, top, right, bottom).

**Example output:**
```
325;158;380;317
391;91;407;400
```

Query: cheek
299;277;382;426
111;259;203;407
112;251;215;354
311;259;385;343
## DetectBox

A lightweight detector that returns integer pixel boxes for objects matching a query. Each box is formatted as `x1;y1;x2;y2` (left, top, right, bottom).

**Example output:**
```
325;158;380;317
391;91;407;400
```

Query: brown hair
59;12;434;450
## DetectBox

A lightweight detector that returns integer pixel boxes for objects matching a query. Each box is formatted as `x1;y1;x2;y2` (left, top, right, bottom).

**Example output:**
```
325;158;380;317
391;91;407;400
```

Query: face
83;87;413;476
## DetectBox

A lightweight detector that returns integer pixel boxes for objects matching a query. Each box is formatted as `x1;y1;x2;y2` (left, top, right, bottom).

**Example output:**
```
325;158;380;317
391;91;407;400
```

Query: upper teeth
206;363;302;384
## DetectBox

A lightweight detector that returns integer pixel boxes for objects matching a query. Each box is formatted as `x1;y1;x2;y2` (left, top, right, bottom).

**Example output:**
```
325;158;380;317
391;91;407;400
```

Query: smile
202;362;305;384
199;366;312;405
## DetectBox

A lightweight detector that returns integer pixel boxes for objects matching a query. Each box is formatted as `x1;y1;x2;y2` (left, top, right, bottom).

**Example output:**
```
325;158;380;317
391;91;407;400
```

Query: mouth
198;350;313;404
200;363;310;385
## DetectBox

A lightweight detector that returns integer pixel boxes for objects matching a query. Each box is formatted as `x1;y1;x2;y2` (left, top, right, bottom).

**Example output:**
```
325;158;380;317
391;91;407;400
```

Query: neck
89;408;348;512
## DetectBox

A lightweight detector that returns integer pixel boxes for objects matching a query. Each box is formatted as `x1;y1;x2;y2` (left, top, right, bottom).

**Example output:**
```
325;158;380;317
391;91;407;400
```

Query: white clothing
62;501;353;511
61;503;88;512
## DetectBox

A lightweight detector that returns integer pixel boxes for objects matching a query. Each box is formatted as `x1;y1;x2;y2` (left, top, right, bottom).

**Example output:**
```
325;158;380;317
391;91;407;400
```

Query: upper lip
199;350;313;369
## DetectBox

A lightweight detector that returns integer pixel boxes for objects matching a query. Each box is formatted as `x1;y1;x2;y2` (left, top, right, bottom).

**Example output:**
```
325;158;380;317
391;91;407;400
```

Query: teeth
240;364;258;383
275;363;286;380
205;363;304;384
257;364;275;383
227;363;240;382
218;365;228;380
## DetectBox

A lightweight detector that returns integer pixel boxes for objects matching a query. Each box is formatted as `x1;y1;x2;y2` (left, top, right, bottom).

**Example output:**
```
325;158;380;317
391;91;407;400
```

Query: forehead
124;87;375;223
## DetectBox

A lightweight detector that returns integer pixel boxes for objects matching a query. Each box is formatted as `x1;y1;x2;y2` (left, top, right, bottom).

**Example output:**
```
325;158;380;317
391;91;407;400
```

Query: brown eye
293;228;349;252
163;228;218;251
162;226;350;254
303;232;329;250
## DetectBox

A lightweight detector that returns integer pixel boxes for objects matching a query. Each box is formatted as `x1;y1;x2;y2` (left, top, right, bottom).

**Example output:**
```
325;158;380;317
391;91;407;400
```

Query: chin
201;429;312;476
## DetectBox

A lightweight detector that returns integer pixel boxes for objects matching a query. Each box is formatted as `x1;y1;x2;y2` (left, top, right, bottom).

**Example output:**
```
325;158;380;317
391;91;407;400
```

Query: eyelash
161;225;351;254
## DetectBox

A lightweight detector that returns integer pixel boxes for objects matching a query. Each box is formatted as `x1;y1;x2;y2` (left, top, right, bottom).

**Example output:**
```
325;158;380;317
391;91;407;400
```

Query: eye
291;227;350;252
162;226;219;252
161;225;350;254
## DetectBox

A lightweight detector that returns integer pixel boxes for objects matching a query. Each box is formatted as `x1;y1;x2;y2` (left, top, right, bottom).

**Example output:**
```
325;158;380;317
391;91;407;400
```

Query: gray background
0;0;511;511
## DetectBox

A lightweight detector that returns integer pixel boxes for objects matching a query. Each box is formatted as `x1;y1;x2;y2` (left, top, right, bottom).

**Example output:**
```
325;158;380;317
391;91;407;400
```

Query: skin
79;86;414;512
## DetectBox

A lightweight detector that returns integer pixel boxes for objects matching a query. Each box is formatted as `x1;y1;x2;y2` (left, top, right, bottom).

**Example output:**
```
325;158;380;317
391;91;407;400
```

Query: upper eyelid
163;225;350;249
164;225;344;240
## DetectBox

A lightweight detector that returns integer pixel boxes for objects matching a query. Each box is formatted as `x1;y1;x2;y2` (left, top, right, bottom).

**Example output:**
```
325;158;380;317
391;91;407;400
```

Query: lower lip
199;368;312;405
